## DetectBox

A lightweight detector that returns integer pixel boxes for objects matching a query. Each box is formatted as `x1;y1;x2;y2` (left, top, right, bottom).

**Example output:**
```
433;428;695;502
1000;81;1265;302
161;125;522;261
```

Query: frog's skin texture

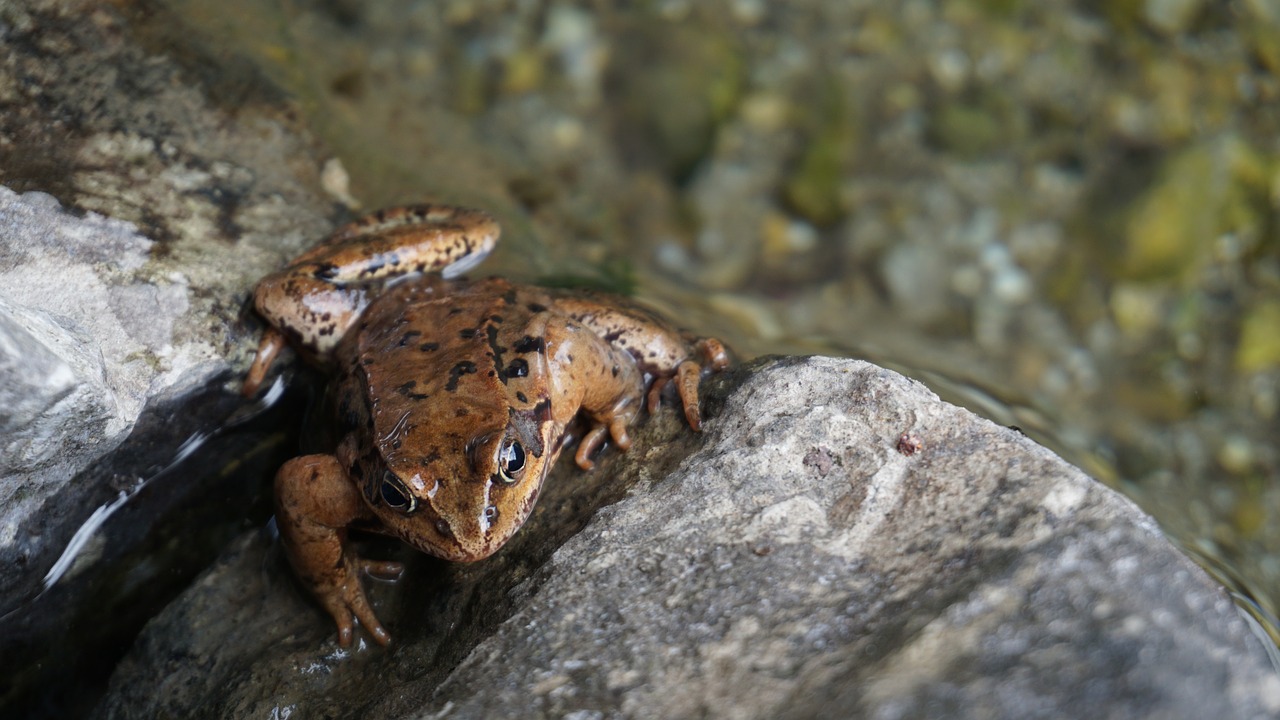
243;205;729;647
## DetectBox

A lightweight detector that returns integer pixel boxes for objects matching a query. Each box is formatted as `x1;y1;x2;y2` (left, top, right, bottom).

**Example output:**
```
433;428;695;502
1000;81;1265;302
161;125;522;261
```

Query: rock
1143;0;1206;35
0;189;200;531
94;357;1280;719
0;1;338;715
1119;142;1223;281
1237;301;1280;373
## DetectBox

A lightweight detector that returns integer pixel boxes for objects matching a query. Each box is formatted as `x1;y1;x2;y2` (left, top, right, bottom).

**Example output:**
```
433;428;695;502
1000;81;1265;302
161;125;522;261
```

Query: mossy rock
1118;138;1273;281
1236;300;1280;372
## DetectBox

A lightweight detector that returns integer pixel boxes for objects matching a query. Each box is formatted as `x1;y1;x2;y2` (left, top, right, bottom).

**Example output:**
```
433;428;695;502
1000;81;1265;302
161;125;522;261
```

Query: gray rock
95;357;1280;719
0;189;198;548
0;1;337;714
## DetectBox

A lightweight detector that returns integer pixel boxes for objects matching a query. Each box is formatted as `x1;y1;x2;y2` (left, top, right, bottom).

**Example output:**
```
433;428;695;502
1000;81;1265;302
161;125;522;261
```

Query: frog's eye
497;439;525;483
380;470;417;513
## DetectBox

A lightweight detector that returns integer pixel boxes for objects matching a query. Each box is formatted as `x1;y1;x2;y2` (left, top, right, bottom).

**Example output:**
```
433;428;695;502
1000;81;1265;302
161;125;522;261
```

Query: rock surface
0;1;338;714
95;357;1280;719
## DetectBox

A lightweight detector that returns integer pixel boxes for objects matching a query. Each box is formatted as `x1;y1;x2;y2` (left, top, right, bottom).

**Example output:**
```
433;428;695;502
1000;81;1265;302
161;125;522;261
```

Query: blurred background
162;0;1280;635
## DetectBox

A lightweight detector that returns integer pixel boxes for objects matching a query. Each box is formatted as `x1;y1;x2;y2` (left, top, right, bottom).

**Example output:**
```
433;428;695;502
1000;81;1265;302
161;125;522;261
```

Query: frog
241;204;729;647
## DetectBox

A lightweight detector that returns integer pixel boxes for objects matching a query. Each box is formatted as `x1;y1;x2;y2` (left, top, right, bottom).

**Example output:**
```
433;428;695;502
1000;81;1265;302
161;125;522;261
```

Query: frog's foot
574;413;633;471
317;556;402;648
695;337;731;374
243;326;287;397
645;337;730;432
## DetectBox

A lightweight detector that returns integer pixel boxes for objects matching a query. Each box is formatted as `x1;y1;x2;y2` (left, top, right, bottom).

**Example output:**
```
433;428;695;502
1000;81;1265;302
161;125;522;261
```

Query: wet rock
95;357;1280;719
0;0;337;715
0;189;200;527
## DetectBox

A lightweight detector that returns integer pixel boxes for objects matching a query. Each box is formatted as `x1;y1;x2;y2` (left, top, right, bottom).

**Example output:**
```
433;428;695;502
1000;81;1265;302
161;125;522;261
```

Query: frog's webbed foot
319;555;401;648
646;337;731;431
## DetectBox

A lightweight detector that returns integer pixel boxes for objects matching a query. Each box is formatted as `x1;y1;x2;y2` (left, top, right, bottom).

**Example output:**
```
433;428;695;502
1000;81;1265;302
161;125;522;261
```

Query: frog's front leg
243;205;500;396
274;454;403;647
545;291;730;430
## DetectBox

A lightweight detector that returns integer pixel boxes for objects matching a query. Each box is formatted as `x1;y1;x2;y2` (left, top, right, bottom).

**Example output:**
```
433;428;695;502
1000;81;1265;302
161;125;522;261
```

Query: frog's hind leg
245;205;501;392
300;204;500;280
250;271;375;363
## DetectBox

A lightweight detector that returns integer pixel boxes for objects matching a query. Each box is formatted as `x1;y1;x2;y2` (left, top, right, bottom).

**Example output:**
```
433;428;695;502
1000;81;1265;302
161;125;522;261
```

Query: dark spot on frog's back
485;323;507;377
446;360;478;391
398;330;422;347
527;302;547;313
419;342;440;352
513;335;545;354
460;328;478;340
505;358;529;378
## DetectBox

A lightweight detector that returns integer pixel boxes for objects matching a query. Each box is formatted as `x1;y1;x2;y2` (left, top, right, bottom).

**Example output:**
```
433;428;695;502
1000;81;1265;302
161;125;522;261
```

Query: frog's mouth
387;491;533;563
400;520;506;563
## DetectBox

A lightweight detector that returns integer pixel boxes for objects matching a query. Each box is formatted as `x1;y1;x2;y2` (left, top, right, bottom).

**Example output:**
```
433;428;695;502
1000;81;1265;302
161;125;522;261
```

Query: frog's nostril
483;505;499;523
434;519;452;538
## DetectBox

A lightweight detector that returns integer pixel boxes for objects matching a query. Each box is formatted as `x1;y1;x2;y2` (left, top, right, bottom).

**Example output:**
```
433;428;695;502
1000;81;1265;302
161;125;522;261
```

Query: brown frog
242;204;728;647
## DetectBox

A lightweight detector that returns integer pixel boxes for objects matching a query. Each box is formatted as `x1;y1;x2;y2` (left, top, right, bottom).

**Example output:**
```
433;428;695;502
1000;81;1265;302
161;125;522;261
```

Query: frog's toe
574;425;607;470
646;376;670;415
332;609;357;648
676;359;703;431
319;573;392;648
344;588;391;647
360;558;404;580
608;415;632;452
697;337;731;372
354;605;392;647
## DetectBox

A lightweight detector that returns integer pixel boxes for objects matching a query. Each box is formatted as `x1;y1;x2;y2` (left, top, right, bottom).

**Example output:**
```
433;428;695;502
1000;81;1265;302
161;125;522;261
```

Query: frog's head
364;394;558;563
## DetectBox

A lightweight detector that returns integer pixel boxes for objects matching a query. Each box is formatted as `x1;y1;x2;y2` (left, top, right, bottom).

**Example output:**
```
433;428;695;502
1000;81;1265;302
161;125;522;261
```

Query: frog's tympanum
242;205;729;647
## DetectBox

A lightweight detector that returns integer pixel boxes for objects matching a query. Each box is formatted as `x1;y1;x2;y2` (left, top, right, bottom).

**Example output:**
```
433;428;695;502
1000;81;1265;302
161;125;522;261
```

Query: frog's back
339;277;545;460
